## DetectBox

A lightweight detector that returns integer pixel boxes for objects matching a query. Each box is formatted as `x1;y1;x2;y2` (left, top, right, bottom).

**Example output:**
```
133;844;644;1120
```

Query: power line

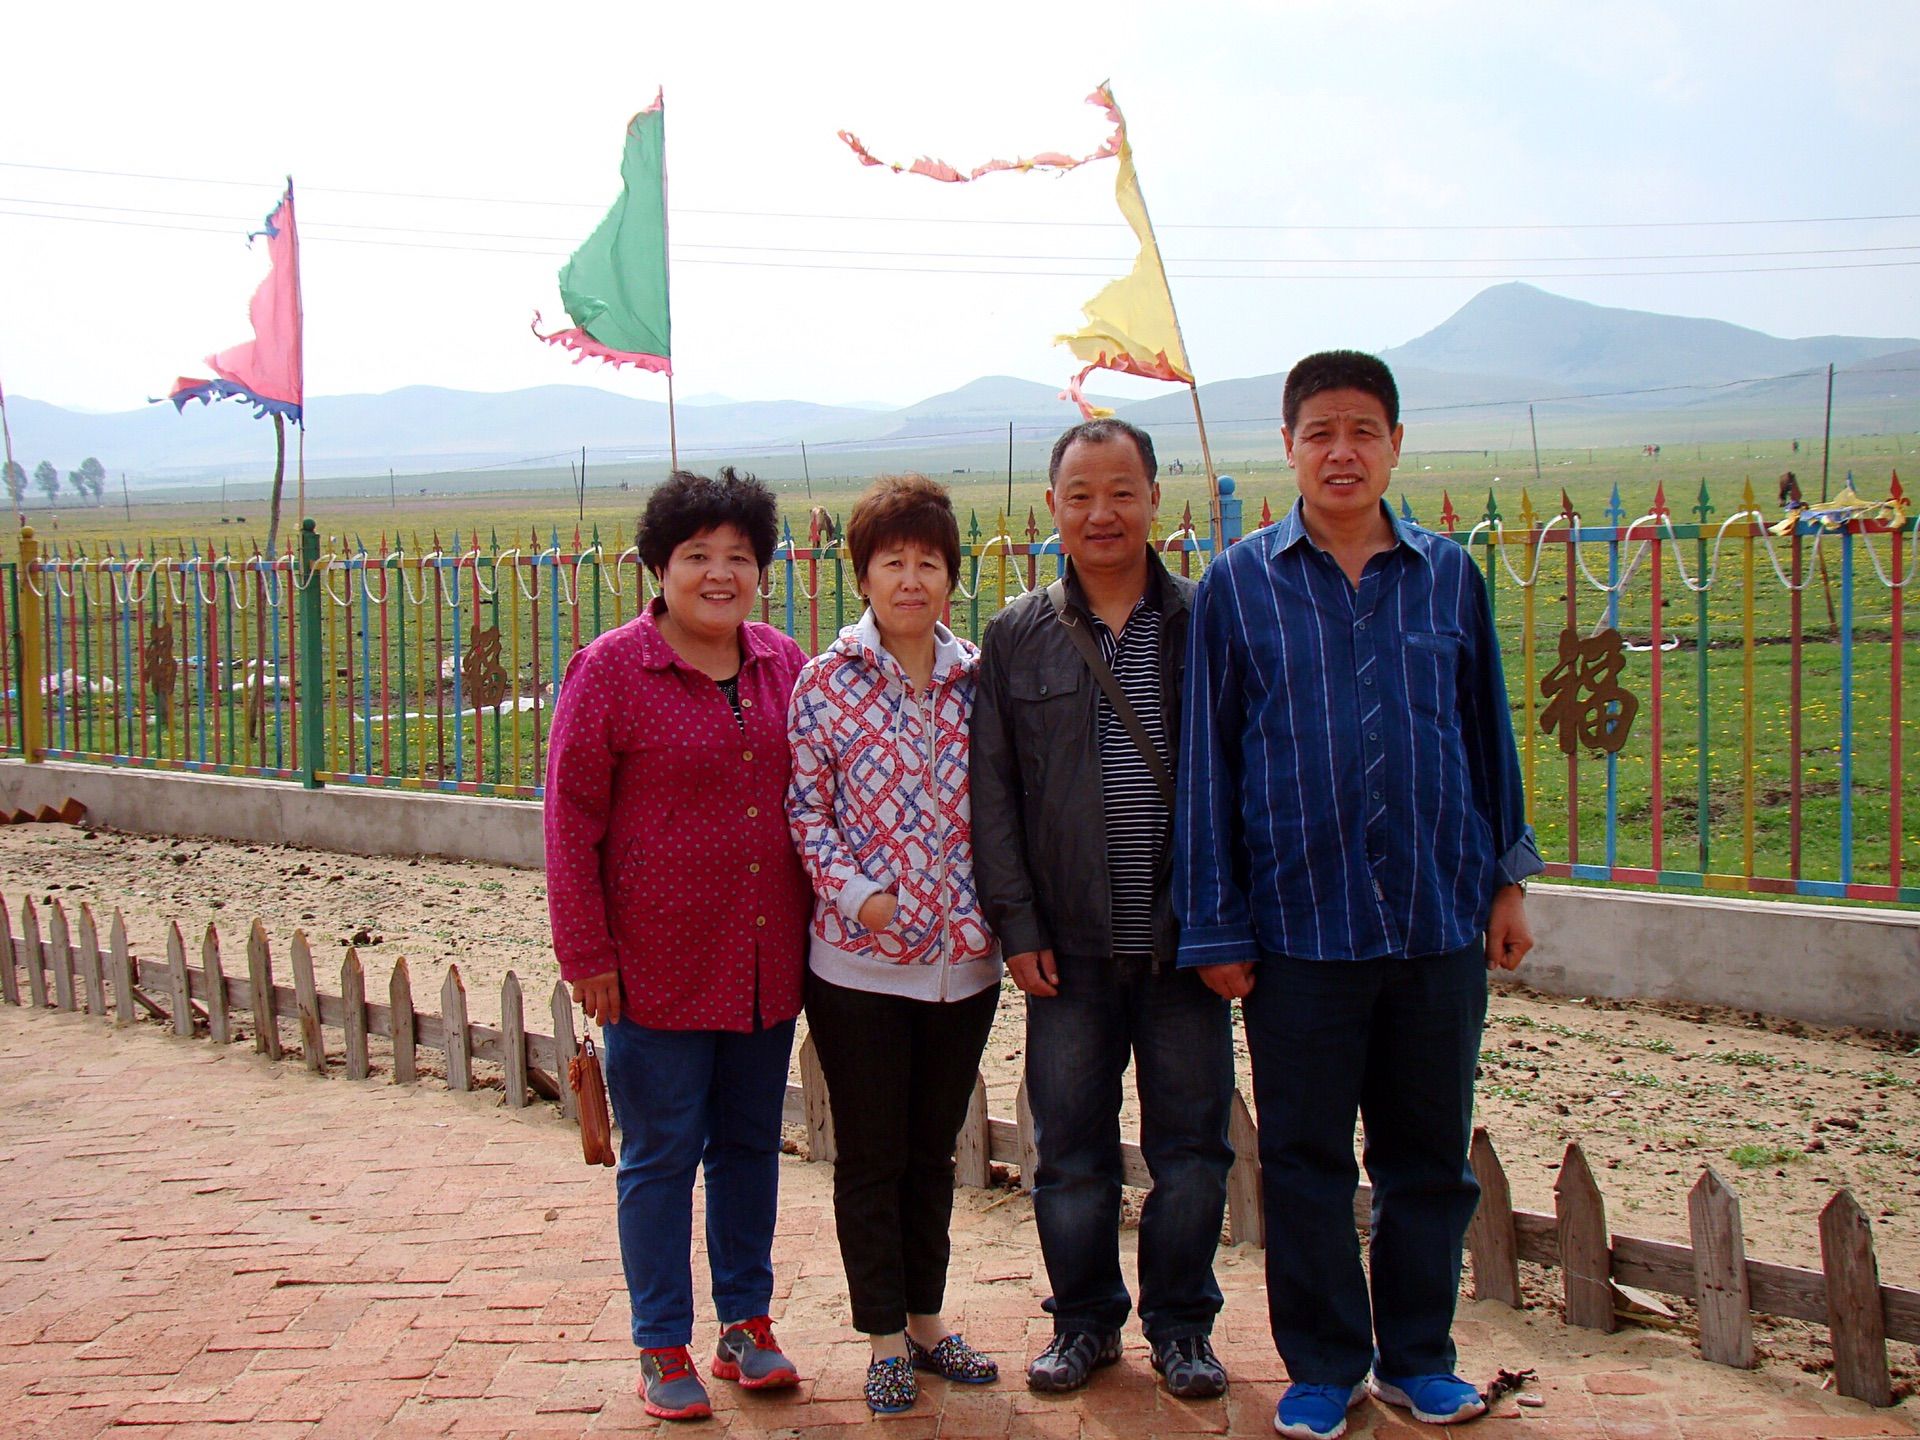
8;205;1920;281
13;193;1920;266
2;157;1919;233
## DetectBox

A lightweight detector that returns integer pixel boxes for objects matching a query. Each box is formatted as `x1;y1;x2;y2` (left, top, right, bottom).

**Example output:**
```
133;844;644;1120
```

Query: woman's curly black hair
636;466;780;574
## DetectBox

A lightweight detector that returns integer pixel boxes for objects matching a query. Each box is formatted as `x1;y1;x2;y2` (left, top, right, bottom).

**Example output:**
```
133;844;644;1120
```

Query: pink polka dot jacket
543;605;812;1032
786;611;1002;1003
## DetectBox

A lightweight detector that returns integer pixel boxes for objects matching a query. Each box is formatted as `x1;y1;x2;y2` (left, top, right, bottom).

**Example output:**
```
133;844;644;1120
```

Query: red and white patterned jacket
786;612;1001;1001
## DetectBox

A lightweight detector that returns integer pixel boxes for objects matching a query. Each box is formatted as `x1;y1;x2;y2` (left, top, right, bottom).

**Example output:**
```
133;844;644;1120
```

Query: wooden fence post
1015;1077;1039;1193
798;1032;834;1164
954;1073;991;1188
1226;1089;1265;1248
49;901;74;1012
247;919;280;1060
390;957;416;1084
167;922;192;1038
1467;1126;1522;1306
1689;1167;1753;1368
549;982;577;1121
1556;1141;1616;1332
341;948;368;1081
110;910;133;1027
0;896;15;1006
1820;1189;1892;1406
202;925;228;1044
22;897;45;1009
441;965;470;1092
291;931;324;1073
500;971;527;1109
80;906;106;1019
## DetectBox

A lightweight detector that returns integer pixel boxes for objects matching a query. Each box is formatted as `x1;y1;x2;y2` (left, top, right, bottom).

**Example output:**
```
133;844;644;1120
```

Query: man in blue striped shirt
1175;351;1542;1439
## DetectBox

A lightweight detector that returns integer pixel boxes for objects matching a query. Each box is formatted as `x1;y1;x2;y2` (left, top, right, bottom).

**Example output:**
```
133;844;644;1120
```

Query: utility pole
800;441;813;500
579;445;587;522
1007;421;1015;516
389;467;396;510
121;472;131;521
1528;404;1543;486
1820;361;1835;502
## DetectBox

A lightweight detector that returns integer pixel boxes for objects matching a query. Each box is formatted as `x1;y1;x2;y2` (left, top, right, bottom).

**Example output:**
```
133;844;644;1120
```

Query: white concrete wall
0;760;541;870
1;759;1914;1033
1522;884;1919;1035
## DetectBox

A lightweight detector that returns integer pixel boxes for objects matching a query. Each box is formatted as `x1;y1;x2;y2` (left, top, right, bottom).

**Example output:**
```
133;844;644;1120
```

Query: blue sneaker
1369;1371;1487;1425
1274;1381;1366;1439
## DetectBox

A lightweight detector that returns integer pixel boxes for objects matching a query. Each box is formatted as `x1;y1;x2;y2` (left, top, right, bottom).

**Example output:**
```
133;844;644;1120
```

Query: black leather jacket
970;550;1195;967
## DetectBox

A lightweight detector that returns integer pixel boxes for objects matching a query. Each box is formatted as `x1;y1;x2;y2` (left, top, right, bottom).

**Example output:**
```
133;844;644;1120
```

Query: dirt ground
3;820;1916;1397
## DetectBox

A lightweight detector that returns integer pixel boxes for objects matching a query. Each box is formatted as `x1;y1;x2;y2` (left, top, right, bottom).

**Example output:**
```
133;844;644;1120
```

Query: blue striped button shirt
1175;500;1543;966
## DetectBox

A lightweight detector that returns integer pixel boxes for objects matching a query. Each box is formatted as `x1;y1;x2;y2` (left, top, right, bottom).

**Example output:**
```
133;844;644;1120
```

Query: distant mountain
9;286;1915;484
3;386;887;481
876;375;1123;442
1380;283;1919;391
896;375;1122;420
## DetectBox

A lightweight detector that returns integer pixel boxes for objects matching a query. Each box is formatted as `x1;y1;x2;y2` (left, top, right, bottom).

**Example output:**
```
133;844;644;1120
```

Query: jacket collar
1061;545;1190;621
632;598;782;672
843;606;974;686
1272;498;1435;568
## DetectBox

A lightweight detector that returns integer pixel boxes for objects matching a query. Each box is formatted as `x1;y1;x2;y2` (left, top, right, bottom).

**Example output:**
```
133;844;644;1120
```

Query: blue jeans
1241;942;1488;1385
1024;955;1234;1343
600;1015;796;1348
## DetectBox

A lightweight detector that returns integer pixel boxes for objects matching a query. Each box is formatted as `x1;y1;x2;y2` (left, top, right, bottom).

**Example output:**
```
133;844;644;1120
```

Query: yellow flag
1055;85;1193;417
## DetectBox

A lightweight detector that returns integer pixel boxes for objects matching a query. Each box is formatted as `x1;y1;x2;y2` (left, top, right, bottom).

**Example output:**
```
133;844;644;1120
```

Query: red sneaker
638;1345;713;1420
712;1315;800;1389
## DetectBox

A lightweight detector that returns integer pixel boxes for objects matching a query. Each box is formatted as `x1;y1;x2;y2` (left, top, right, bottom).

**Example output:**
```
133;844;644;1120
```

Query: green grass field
14;435;1918;896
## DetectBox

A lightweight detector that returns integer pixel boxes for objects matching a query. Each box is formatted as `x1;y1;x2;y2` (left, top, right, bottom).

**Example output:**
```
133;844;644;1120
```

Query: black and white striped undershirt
1090;595;1169;959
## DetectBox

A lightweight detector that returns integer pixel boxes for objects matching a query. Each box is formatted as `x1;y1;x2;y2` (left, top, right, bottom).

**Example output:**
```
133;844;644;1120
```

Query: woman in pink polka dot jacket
786;474;1004;1415
544;467;812;1422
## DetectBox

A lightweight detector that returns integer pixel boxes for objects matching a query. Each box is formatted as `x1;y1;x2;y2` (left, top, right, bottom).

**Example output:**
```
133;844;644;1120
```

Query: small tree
33;460;58;507
2;460;24;509
66;469;88;504
78;457;106;504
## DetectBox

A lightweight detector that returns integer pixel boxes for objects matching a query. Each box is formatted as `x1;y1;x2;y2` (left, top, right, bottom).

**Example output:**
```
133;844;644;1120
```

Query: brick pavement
0;1007;1912;1439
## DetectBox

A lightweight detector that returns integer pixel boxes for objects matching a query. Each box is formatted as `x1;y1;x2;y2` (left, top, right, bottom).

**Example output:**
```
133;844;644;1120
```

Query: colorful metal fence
8;476;1915;905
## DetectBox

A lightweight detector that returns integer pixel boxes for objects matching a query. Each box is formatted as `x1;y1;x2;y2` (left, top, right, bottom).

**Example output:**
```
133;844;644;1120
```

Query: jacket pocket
1007;662;1082;703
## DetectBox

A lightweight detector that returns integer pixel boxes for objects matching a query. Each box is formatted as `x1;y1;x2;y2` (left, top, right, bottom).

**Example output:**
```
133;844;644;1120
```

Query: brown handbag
568;1033;618;1167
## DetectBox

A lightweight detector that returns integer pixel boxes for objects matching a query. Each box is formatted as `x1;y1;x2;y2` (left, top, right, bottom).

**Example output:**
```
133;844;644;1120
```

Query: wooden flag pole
666;374;679;472
1187;382;1223;546
0;377;21;529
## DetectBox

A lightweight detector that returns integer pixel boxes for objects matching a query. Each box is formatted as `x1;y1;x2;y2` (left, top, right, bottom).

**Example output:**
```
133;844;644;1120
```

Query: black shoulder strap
1047;580;1176;810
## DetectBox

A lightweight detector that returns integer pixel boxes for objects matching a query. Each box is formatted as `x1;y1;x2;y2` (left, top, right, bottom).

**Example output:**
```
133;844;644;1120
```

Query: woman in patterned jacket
786;473;1004;1414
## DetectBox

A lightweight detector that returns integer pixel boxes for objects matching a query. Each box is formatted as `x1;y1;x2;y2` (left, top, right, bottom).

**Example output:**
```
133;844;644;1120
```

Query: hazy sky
4;1;1918;415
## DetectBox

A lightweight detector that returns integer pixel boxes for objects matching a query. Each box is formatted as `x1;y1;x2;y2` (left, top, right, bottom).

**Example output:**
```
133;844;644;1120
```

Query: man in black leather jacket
971;418;1235;1400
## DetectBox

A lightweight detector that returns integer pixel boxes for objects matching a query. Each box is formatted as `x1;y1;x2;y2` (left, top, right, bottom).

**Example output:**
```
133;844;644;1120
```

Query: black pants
805;972;1000;1335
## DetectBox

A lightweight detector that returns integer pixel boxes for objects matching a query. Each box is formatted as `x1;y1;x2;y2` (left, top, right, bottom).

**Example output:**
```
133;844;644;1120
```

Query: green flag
536;93;672;372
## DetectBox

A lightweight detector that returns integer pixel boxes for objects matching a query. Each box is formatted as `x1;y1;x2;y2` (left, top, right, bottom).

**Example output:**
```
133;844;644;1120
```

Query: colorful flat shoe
866;1355;918;1413
907;1332;999;1384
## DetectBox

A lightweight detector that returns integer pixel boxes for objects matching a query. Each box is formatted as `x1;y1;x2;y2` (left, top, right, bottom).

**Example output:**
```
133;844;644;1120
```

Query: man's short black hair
1282;350;1401;430
636;466;780;574
1047;417;1158;487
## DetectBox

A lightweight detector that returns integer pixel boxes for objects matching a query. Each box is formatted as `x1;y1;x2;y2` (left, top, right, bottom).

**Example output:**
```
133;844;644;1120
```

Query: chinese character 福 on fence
1539;627;1639;757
